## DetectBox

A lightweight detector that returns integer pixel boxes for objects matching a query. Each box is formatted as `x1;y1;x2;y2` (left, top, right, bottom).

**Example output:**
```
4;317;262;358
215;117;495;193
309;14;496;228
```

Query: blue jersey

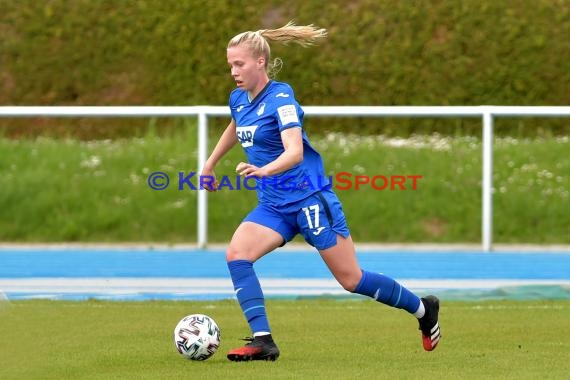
230;80;330;206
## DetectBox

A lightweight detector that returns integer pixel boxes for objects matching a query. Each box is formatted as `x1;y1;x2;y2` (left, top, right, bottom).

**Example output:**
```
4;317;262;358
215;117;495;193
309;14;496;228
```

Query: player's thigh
226;222;285;262
318;234;362;291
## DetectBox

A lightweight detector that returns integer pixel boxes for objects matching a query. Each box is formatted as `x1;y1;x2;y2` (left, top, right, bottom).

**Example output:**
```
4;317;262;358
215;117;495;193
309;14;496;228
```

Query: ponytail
257;21;327;47
228;21;327;77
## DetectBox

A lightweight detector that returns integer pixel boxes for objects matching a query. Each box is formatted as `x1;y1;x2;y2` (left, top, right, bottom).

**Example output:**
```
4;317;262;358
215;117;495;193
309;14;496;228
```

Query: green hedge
1;0;569;137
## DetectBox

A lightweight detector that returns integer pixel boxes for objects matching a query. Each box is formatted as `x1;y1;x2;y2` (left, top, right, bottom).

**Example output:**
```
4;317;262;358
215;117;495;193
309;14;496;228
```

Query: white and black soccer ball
173;314;221;361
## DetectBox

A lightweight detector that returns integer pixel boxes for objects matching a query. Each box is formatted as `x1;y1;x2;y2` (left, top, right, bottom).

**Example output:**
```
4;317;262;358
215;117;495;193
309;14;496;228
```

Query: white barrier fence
2;105;570;251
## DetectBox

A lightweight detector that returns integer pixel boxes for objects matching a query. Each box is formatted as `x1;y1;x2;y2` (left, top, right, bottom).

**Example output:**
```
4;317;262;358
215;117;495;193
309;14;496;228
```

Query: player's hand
200;167;219;192
236;162;266;178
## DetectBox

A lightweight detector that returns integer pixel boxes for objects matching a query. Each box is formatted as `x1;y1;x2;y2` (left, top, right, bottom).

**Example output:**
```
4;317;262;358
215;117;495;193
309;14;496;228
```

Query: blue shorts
243;189;350;250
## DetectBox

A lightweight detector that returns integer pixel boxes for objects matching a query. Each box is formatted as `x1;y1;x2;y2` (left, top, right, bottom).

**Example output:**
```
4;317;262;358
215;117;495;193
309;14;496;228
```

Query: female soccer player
201;22;441;361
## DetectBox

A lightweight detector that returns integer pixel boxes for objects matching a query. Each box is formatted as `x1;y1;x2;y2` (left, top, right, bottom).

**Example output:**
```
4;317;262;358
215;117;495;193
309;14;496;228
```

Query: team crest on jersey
257;102;266;116
236;125;258;148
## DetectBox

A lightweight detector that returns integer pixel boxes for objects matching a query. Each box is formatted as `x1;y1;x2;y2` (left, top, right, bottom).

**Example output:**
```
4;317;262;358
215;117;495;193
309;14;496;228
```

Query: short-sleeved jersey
230;80;329;206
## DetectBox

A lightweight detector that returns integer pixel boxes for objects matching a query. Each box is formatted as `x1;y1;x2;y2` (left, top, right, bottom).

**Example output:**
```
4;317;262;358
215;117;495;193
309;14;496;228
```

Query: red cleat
227;335;280;361
418;295;441;351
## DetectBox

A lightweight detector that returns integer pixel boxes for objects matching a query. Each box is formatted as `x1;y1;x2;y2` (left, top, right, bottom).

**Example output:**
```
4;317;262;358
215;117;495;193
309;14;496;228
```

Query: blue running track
1;247;569;300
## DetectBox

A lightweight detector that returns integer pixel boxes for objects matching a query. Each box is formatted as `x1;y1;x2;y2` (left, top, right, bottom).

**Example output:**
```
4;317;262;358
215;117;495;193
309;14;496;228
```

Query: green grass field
0;128;568;243
1;299;568;379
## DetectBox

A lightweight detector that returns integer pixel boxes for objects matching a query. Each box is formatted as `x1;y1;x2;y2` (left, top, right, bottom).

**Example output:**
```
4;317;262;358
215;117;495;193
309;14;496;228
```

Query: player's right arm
201;119;238;191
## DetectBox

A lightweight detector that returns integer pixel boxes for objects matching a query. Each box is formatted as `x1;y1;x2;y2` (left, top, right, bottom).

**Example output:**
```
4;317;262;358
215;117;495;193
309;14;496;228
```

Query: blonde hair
228;21;327;78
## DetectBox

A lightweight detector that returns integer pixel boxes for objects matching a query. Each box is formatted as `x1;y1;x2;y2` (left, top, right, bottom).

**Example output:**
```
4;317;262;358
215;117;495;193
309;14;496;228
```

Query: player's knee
226;245;242;261
338;274;361;292
226;244;256;262
342;280;359;292
336;271;362;293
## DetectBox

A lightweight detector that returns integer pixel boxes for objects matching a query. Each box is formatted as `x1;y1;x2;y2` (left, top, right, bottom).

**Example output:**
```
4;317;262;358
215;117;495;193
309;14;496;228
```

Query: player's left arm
236;127;303;177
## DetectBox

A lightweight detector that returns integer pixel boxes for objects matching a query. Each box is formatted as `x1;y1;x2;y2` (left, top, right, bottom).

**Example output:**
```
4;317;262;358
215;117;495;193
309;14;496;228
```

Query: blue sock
353;270;421;314
227;260;270;334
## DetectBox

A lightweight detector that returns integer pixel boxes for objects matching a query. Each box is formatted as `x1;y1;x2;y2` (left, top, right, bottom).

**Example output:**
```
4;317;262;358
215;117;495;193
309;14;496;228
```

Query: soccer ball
173;314;221;361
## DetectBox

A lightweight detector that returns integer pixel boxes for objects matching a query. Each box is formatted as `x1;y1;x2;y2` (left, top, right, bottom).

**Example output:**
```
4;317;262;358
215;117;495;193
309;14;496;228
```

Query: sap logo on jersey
237;125;258;147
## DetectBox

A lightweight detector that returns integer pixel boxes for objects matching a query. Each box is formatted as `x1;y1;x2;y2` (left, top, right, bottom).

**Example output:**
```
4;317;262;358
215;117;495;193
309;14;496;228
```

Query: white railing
2;105;570;251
